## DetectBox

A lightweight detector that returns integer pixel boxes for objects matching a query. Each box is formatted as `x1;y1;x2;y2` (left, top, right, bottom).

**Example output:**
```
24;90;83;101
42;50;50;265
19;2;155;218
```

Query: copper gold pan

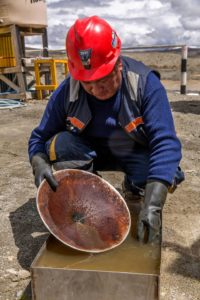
37;169;131;253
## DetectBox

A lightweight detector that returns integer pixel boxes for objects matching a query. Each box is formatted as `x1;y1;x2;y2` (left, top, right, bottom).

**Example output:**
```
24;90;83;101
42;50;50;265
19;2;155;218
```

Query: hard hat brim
68;50;121;81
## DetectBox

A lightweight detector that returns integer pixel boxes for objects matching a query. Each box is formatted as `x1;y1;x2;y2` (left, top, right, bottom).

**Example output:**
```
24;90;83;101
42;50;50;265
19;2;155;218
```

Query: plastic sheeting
0;99;26;109
0;0;47;26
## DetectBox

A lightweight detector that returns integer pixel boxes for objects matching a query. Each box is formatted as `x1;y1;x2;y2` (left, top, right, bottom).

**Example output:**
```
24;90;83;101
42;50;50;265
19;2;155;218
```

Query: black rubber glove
31;153;58;191
137;181;168;244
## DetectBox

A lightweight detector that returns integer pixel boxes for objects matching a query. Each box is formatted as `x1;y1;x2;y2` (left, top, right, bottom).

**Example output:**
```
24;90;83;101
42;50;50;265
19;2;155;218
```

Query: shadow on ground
163;238;200;280
170;100;200;114
9;198;49;270
9;198;49;299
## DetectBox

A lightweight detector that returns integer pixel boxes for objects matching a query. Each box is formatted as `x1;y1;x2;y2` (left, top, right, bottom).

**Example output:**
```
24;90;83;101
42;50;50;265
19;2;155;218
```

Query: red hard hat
66;16;121;81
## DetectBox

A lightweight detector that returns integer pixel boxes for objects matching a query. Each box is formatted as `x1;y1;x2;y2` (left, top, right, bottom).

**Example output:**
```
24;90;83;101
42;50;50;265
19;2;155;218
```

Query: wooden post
42;27;50;85
42;27;49;57
10;25;26;98
180;45;188;95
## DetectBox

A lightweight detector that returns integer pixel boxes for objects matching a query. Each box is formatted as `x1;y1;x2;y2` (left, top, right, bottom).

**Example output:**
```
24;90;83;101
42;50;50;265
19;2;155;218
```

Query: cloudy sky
29;0;200;49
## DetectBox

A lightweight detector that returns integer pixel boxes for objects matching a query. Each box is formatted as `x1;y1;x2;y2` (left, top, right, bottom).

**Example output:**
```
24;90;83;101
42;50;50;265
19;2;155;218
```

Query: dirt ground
0;51;200;300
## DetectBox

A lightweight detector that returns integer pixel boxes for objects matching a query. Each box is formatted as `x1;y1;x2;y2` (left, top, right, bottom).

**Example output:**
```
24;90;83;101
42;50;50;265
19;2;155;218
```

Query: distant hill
25;46;200;58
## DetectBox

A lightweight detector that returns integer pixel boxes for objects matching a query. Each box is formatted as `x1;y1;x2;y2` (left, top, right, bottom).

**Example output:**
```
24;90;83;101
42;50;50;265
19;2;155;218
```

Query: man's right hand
31;153;58;191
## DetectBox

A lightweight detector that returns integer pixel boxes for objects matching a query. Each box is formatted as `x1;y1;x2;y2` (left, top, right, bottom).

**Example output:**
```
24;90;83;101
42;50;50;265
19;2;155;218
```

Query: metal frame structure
34;58;68;100
122;44;188;94
0;24;48;100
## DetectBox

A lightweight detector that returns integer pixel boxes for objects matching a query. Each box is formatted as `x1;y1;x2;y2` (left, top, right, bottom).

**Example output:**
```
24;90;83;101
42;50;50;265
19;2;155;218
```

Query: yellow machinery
0;31;16;68
34;58;68;100
0;0;69;101
0;0;48;100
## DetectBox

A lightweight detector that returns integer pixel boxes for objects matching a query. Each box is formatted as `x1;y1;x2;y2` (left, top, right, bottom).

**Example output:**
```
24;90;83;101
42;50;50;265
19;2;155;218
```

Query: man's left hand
137;181;168;243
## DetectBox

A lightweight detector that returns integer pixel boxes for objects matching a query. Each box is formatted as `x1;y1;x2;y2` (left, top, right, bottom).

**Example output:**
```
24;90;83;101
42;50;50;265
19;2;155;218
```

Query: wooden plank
0;66;22;74
16;72;26;93
10;25;22;67
42;27;50;85
18;25;47;35
0;26;12;34
0;74;20;92
10;25;26;94
27;79;36;90
0;92;26;100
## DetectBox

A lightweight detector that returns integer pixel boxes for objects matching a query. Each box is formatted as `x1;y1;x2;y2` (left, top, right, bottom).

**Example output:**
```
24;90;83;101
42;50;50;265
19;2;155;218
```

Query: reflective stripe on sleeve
125;117;144;133
67;117;85;130
49;134;58;161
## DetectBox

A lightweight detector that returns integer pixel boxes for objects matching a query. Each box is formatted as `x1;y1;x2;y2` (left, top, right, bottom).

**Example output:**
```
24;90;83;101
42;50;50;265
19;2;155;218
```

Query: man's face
80;60;123;100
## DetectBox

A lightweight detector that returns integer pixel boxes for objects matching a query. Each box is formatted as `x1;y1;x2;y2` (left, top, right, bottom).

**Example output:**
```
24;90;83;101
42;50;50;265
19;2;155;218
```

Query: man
29;16;184;244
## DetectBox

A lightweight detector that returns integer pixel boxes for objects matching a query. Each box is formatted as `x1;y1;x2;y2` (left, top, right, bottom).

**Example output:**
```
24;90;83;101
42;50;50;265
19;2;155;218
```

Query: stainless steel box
31;208;161;300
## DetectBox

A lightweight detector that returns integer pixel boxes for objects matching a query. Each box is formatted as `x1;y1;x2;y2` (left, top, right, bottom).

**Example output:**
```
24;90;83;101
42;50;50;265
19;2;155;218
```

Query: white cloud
26;0;200;49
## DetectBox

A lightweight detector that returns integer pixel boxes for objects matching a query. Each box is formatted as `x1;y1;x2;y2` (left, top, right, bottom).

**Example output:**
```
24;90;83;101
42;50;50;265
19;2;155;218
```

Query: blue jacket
28;56;182;185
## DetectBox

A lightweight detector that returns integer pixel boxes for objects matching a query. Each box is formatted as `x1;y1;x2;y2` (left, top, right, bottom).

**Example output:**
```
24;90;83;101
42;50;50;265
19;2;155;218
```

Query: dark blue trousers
45;131;184;194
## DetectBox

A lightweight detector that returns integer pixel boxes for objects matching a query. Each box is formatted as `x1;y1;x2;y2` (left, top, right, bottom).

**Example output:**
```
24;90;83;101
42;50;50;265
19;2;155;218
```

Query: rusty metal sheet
37;169;131;253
